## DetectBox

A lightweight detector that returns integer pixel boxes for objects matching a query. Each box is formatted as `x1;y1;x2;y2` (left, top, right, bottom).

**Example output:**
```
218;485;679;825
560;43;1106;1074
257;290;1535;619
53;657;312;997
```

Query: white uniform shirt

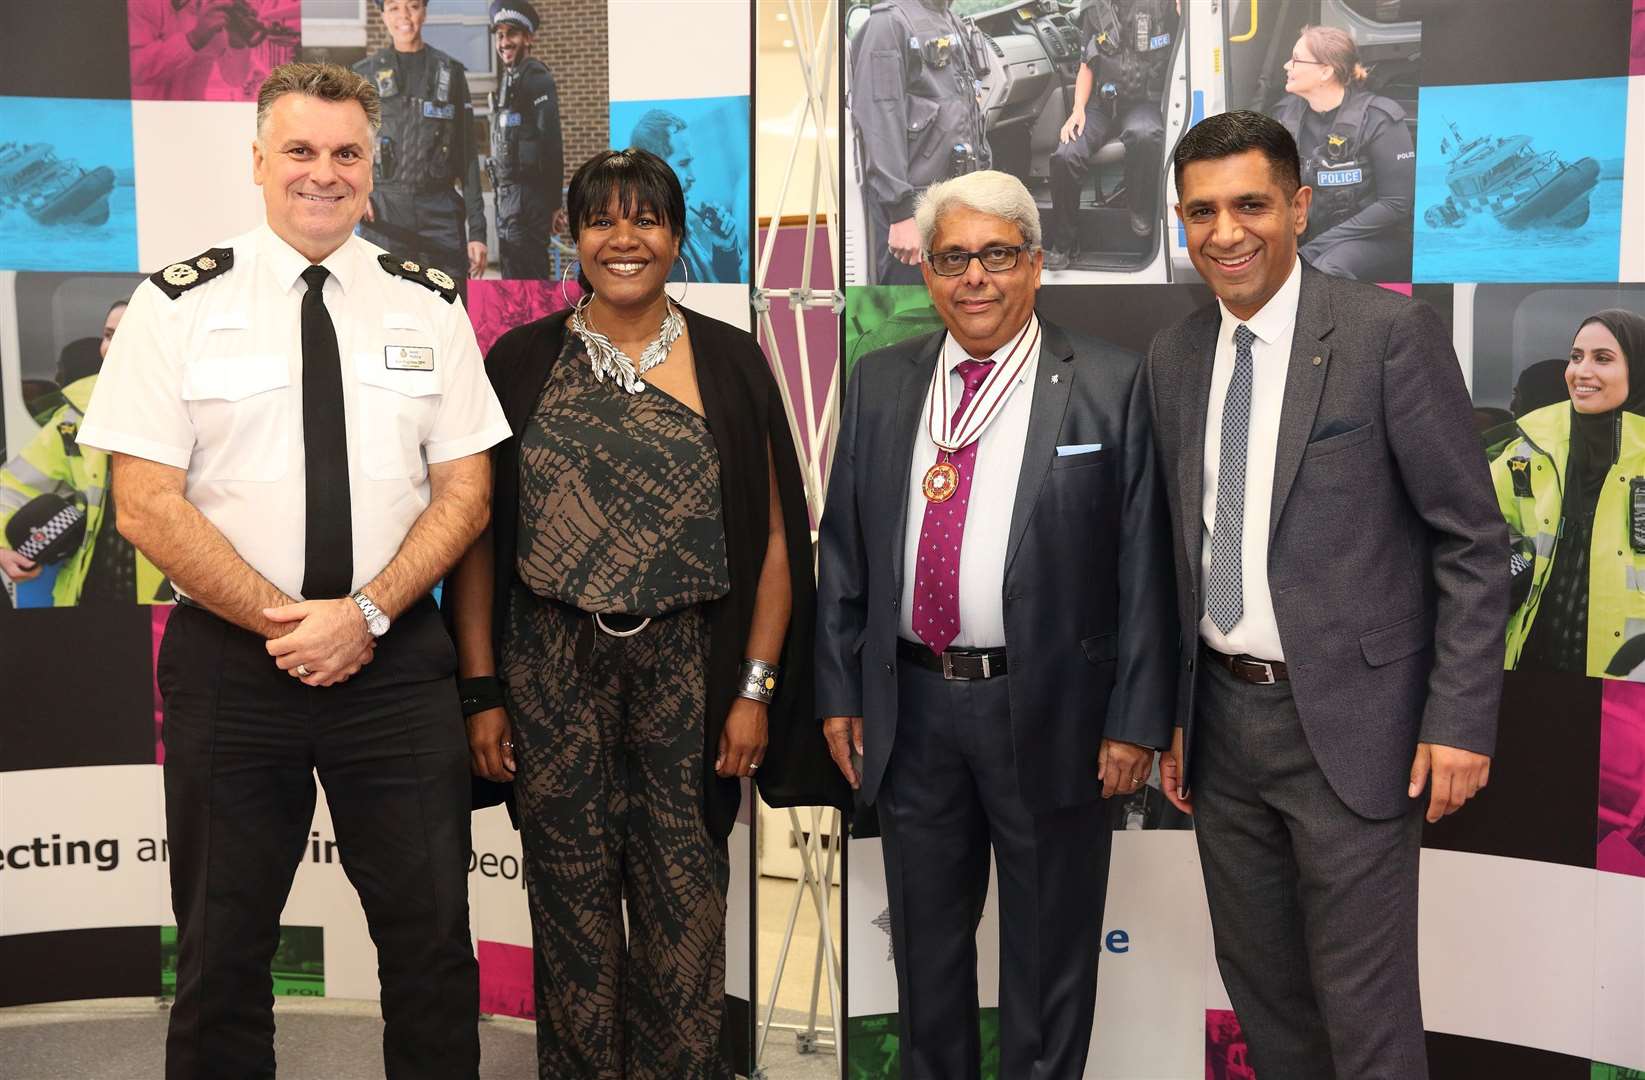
899;316;1040;648
78;224;511;601
1197;257;1302;661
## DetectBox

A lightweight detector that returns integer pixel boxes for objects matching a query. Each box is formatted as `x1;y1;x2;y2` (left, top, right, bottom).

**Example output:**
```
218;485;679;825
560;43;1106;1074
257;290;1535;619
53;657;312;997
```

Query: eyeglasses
1285;54;1329;67
925;243;1032;277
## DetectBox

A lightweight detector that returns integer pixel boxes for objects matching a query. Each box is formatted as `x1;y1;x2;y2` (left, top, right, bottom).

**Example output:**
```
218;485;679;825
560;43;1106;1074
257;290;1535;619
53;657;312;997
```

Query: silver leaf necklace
570;299;685;395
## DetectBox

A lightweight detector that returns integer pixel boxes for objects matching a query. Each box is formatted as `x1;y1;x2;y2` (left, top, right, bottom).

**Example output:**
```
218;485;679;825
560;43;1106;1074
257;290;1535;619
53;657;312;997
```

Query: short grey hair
914;170;1042;252
256;62;381;141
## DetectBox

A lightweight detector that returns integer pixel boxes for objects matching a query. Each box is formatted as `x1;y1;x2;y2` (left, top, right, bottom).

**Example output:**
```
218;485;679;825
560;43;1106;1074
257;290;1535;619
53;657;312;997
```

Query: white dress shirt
899;316;1040;648
78;224;511;601
1198;258;1302;661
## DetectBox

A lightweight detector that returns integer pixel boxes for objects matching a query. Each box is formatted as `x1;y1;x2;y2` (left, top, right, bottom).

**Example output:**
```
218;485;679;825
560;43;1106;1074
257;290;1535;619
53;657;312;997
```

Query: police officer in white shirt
77;63;509;1080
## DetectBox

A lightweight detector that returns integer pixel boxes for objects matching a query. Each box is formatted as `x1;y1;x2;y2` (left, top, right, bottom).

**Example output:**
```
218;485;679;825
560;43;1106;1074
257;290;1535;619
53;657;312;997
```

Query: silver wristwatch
351;590;390;637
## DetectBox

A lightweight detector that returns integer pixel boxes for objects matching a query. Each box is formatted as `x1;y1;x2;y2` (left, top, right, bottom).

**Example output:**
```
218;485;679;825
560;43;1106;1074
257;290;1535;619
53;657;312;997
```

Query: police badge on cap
489;0;537;33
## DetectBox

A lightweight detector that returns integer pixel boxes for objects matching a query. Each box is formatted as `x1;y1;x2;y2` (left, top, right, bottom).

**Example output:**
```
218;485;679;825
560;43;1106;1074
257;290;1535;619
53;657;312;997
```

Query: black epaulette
377;253;459;303
150;247;234;300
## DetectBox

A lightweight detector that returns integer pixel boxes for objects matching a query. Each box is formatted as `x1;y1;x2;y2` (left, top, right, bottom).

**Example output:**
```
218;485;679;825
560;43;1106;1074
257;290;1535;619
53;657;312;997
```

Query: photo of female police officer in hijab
1493;309;1645;681
1269;25;1414;282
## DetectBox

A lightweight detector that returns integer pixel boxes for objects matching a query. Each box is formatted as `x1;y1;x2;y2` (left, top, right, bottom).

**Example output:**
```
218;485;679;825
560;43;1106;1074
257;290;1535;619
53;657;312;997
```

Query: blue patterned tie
1207;324;1256;635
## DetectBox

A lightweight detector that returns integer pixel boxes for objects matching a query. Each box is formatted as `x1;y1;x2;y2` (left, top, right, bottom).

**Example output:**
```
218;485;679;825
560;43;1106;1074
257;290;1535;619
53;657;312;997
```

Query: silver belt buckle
939;651;991;680
593;613;651;638
1245;657;1276;684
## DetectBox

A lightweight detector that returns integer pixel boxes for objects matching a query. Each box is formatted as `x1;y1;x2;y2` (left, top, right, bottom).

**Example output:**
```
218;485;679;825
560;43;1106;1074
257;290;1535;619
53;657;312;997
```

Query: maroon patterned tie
912;358;995;655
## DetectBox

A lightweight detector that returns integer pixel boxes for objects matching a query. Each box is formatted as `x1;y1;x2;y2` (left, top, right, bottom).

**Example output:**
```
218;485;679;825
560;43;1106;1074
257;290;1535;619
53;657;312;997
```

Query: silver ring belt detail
593;612;652;637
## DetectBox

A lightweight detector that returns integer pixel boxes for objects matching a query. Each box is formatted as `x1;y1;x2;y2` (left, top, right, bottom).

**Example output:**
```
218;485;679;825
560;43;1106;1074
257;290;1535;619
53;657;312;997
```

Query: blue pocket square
1055;443;1103;457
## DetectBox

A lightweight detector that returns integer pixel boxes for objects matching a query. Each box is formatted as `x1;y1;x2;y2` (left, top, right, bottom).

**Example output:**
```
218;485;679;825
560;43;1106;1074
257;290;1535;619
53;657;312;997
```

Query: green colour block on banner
1593;1064;1645;1079
160;925;324;998
845;287;942;378
847;1009;1000;1078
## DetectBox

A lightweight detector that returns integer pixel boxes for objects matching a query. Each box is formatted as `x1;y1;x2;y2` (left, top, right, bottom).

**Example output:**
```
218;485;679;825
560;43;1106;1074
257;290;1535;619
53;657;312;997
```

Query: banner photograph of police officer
0;272;169;610
342;0;601;290
844;0;1422;286
1449;283;1645;682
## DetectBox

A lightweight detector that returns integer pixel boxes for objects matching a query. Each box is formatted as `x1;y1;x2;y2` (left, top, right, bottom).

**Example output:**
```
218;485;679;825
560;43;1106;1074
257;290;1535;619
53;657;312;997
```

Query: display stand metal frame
749;1;845;1076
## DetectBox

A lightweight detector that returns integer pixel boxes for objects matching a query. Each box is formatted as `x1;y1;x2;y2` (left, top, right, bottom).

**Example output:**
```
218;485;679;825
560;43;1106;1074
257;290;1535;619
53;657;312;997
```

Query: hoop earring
666;254;689;306
559;259;589;310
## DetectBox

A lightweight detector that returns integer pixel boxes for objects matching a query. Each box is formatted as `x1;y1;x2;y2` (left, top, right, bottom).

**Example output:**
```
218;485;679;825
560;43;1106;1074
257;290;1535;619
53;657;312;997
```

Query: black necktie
299;265;353;599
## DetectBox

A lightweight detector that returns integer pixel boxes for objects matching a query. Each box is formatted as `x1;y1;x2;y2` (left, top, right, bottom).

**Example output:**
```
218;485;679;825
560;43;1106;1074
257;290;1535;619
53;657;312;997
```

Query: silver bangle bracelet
737;658;779;704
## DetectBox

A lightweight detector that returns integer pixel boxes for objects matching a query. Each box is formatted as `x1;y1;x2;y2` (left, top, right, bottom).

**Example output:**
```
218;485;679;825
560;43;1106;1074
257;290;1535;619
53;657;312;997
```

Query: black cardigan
455;305;850;839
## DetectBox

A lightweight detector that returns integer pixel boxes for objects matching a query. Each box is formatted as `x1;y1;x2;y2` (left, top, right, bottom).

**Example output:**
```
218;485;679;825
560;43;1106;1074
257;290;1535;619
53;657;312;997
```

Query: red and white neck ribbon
927;315;1041;453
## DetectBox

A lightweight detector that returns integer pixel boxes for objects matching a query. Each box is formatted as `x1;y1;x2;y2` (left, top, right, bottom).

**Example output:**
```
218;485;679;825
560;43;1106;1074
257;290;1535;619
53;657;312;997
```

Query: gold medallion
162;263;199;287
922;461;959;502
426;267;455;290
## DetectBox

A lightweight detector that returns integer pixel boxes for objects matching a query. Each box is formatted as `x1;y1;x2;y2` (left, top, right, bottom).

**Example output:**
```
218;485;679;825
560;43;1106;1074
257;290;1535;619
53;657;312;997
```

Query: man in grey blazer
815;170;1175;1079
1149;111;1507;1079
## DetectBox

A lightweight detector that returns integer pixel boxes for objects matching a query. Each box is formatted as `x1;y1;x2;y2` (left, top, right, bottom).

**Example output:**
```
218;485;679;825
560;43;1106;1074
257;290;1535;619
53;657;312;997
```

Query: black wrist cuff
458;675;505;717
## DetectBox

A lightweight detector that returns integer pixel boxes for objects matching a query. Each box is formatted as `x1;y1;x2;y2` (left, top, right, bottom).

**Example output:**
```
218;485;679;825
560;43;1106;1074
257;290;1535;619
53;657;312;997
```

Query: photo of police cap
489;1;537;33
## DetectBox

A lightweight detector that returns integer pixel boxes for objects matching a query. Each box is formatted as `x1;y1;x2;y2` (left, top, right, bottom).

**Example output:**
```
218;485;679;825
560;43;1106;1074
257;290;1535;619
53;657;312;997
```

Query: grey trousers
1191;653;1427;1080
877;661;1111;1080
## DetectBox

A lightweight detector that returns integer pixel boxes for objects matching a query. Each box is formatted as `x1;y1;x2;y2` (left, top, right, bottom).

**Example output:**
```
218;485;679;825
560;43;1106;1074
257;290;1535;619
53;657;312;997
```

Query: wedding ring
749;762;760;772
502;741;513;750
296;664;311;677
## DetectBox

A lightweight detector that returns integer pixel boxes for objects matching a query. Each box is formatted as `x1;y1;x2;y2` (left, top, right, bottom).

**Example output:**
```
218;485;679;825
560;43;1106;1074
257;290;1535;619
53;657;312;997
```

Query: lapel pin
1312;355;1323;366
1051;373;1060;384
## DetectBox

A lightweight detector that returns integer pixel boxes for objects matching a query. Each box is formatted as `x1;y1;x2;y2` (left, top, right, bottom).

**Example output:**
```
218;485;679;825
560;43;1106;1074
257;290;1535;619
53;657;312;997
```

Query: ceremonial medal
923;460;959;502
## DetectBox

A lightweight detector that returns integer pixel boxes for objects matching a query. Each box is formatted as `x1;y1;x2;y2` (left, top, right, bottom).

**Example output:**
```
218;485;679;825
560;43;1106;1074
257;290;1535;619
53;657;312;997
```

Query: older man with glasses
815;169;1175;1079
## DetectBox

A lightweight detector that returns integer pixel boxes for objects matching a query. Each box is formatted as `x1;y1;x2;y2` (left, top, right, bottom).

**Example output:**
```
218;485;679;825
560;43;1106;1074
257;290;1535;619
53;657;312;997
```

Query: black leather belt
897;638;1009;680
1204;646;1289;684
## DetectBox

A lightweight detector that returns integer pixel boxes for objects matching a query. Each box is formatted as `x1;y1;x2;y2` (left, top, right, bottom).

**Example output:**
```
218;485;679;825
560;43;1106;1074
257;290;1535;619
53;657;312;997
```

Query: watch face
368;612;390;636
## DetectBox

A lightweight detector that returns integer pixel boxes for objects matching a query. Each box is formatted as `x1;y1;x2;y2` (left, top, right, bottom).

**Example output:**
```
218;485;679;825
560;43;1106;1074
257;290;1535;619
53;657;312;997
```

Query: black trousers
877;661;1111;1080
1192;653;1426;1080
864;197;925;286
157;600;479;1080
1047;100;1166;250
498;232;551;280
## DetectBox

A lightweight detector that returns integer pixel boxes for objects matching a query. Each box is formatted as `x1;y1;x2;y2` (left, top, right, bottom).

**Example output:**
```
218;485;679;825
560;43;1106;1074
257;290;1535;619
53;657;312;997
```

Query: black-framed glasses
1285;54;1329;67
925;243;1033;276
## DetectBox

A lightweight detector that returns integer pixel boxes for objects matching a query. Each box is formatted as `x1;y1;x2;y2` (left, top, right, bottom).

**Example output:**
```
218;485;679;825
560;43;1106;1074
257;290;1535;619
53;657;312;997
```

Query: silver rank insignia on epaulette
151;246;234;300
377;252;458;303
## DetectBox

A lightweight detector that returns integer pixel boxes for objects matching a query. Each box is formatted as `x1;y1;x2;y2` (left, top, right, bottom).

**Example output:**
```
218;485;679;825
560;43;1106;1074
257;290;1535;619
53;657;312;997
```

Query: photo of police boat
1423;118;1600;231
0;142;116;228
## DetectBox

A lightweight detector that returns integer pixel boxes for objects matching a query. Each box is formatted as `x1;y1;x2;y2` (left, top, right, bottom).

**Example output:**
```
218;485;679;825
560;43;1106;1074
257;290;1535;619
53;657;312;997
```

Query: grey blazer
1147;263;1508;820
815;316;1176;812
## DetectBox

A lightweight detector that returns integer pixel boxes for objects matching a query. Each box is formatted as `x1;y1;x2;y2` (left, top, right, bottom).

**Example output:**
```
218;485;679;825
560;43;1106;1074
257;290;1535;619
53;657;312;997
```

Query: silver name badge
385;345;434;371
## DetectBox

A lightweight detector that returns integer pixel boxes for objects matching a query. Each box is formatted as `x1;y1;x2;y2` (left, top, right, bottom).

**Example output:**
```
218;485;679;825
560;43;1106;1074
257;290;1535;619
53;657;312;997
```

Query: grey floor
0;997;839;1079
